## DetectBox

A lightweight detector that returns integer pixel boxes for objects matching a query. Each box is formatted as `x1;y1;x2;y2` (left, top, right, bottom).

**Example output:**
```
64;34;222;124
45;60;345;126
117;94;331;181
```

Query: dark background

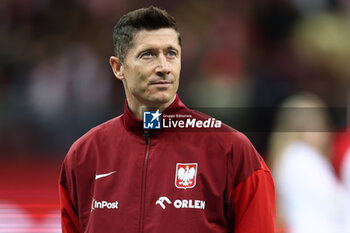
0;0;349;231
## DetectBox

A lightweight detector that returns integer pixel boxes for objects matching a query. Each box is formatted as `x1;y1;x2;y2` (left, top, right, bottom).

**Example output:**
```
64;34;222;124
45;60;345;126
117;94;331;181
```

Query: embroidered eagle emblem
175;163;198;189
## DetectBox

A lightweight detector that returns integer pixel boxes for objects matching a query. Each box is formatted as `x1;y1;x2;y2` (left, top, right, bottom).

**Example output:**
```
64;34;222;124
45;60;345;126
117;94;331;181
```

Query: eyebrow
167;46;180;54
136;48;154;57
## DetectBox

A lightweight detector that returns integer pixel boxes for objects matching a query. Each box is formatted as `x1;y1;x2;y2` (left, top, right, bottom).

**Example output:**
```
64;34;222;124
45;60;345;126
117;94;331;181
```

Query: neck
126;95;176;120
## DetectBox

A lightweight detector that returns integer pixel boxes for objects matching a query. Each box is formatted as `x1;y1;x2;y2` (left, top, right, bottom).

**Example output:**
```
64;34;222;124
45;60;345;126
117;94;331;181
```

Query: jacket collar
122;94;187;136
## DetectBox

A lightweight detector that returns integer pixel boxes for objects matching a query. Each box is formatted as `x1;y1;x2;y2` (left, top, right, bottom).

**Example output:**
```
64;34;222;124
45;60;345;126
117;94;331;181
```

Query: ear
109;56;124;80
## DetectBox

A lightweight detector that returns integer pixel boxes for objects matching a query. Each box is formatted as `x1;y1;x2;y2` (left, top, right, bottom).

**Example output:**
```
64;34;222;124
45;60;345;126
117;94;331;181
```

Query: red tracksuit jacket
59;96;275;233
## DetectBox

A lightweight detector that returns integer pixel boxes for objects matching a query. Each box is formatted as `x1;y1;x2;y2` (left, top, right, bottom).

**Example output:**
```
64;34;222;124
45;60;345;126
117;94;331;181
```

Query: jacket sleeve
226;133;275;233
232;158;275;233
58;149;81;233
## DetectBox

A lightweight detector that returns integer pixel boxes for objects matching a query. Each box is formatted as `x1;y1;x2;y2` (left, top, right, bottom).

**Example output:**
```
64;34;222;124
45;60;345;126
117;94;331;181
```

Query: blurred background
1;0;350;232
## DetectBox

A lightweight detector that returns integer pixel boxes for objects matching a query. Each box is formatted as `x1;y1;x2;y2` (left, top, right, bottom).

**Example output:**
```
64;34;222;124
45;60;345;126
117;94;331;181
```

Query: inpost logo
143;110;222;129
91;198;119;212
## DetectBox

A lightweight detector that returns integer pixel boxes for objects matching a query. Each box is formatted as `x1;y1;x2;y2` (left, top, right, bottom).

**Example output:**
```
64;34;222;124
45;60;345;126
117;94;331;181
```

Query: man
59;6;275;233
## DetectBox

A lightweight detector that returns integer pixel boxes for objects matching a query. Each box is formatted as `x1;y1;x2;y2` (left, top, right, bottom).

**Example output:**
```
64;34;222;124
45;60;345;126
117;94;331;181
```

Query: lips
150;81;172;85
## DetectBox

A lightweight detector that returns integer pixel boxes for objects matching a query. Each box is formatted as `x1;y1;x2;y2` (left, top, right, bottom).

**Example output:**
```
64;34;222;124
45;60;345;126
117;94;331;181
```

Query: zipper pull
143;130;149;145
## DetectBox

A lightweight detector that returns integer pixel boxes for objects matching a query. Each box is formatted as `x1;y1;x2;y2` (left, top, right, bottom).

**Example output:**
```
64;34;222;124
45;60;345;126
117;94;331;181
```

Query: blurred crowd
1;0;349;155
1;0;350;232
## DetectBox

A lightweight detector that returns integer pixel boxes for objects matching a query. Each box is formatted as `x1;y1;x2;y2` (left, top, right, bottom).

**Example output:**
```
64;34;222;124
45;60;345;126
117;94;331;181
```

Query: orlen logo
155;196;205;210
91;198;119;212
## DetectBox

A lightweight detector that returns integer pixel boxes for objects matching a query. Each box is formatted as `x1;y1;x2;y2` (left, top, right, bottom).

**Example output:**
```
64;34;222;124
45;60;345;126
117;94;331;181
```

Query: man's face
119;28;181;108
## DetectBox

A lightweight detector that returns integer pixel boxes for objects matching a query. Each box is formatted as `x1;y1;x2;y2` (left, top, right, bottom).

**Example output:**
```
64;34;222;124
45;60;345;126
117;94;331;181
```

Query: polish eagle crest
175;163;198;189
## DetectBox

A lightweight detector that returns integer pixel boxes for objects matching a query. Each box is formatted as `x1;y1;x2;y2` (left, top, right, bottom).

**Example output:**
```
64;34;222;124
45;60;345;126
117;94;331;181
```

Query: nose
155;54;170;76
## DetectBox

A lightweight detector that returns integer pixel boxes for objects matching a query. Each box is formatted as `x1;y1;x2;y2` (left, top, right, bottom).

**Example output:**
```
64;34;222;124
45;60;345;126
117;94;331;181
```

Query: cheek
174;62;181;76
174;66;181;82
124;68;144;87
132;74;150;94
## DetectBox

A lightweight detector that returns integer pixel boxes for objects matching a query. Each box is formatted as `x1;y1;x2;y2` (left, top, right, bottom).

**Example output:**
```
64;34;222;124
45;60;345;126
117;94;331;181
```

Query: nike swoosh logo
95;171;117;180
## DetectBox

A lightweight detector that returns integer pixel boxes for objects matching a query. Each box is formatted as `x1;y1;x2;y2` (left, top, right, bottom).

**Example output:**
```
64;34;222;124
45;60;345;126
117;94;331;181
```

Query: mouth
150;81;173;87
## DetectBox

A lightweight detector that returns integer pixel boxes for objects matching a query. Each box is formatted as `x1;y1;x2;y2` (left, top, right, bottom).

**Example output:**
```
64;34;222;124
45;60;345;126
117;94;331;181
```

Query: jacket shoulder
188;107;266;187
63;115;123;164
73;115;122;149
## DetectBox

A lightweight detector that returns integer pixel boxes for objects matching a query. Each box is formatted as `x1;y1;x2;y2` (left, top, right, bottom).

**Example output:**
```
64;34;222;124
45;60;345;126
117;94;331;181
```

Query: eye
167;50;177;58
141;51;154;58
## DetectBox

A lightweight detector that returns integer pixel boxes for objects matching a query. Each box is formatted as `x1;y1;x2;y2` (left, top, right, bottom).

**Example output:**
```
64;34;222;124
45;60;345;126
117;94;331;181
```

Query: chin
149;92;175;106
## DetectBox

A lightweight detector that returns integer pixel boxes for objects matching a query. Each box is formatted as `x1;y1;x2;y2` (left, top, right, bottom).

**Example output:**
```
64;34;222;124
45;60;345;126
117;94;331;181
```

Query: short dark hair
113;6;181;63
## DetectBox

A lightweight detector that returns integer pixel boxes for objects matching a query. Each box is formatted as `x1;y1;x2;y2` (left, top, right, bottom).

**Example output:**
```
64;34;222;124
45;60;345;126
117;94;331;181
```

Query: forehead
131;28;180;51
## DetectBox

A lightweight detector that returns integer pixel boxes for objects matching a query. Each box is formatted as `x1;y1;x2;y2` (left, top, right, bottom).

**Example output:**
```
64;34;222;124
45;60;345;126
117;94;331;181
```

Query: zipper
139;129;150;233
143;130;149;145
